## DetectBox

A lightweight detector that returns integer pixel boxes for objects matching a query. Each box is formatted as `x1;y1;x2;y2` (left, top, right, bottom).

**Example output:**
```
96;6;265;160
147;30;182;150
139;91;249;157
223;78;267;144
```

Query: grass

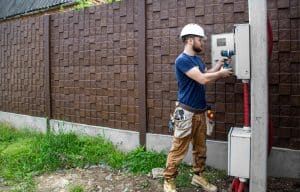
68;184;84;192
124;147;166;174
0;122;227;191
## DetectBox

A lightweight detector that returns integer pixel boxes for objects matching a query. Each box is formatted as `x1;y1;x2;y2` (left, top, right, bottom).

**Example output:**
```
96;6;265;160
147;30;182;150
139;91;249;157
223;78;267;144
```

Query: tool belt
177;102;207;114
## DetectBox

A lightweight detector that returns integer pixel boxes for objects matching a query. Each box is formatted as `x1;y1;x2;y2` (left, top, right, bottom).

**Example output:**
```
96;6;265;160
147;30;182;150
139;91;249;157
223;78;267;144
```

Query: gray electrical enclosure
234;24;250;79
228;127;251;179
211;24;250;80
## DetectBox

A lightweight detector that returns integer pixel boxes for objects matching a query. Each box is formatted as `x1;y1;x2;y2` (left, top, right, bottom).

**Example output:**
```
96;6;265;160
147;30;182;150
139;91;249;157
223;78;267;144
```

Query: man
163;23;233;192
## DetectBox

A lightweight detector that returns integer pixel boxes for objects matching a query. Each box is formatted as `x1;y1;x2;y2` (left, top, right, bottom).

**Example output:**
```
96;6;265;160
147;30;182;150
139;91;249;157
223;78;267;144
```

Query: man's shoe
164;178;177;192
191;174;217;192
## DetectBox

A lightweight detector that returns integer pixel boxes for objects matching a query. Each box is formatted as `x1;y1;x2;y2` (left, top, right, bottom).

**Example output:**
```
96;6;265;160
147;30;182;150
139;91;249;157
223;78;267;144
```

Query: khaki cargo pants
163;110;207;179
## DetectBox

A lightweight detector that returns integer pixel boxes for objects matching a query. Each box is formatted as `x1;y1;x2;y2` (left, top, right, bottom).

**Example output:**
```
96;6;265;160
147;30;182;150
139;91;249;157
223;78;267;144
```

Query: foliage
0;123;226;191
0;123;125;190
68;184;84;192
105;0;121;3
174;164;227;188
123;147;166;174
73;0;93;10
205;166;227;183
175;164;193;187
73;0;122;10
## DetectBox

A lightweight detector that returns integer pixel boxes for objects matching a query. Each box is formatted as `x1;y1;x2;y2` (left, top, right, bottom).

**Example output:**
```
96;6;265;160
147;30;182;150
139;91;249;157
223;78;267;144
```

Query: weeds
0;123;126;190
205;166;227;183
176;164;194;187
68;184;84;192
0;123;226;191
124;147;166;174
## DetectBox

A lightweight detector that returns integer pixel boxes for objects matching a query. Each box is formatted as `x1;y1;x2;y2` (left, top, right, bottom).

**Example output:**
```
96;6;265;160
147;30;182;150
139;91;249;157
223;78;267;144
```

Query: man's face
192;36;206;53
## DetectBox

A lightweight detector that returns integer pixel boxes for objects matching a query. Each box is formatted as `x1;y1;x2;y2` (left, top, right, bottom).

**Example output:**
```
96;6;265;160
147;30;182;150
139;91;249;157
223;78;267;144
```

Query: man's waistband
177;102;207;114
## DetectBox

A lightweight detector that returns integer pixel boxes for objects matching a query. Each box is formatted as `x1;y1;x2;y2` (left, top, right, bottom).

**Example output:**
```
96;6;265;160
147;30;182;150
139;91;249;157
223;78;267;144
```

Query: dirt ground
33;165;299;192
1;165;299;191
35;165;162;192
35;165;226;192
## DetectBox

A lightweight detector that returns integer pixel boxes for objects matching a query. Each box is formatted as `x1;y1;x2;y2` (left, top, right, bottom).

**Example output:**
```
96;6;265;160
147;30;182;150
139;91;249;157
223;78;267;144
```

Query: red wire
243;83;250;127
238;182;246;192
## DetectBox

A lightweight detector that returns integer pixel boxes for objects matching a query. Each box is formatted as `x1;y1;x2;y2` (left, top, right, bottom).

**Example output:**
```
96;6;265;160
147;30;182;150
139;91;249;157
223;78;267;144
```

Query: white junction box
234;24;250;79
211;23;250;79
211;32;234;65
228;127;251;178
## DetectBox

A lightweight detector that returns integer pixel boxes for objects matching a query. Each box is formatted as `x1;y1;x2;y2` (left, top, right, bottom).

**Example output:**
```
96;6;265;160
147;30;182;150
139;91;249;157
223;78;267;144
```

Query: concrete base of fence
146;133;229;170
267;147;300;179
146;133;300;179
50;119;140;152
0;111;299;178
0;111;47;133
146;133;228;170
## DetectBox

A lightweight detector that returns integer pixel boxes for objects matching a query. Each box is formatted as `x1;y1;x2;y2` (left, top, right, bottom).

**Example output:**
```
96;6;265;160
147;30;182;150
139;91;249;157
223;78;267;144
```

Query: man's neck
183;47;196;56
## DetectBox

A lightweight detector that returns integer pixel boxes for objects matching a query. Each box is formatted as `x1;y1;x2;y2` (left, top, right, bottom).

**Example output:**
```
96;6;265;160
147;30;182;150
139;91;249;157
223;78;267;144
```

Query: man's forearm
206;63;222;73
201;71;223;84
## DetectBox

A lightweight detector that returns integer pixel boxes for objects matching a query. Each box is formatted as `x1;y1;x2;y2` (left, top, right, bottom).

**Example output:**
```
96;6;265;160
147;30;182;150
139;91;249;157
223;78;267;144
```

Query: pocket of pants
173;107;194;138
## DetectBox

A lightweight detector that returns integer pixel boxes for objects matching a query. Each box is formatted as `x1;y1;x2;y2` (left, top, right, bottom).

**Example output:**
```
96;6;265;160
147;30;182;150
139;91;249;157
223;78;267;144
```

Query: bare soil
1;165;299;191
35;165;161;192
34;165;299;192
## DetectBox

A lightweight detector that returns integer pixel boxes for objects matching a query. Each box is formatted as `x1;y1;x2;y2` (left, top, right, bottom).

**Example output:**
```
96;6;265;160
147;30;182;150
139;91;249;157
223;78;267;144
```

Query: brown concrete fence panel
0;17;47;117
49;1;139;131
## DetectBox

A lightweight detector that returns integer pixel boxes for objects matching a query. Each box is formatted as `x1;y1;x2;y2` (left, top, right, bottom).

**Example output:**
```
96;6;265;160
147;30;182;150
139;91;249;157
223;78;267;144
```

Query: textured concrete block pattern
49;1;139;131
0;17;46;117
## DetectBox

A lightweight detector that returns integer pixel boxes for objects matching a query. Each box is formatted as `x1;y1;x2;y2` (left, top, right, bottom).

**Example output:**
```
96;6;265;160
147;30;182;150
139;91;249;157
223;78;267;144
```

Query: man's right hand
219;67;233;78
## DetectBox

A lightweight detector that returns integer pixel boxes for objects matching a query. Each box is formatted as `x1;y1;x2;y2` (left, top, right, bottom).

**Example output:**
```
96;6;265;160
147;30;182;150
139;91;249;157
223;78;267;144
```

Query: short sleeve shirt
175;52;207;110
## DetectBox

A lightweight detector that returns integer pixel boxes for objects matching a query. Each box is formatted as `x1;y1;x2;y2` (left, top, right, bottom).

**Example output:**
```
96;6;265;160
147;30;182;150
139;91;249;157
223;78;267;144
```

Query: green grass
124;147;166;174
174;164;227;188
0;123;126;191
68;184;84;192
0;122;226;191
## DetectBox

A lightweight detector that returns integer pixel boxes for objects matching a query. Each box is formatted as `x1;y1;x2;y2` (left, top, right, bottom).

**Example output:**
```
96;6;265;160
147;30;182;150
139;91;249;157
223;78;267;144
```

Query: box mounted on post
211;24;250;80
228;127;251;178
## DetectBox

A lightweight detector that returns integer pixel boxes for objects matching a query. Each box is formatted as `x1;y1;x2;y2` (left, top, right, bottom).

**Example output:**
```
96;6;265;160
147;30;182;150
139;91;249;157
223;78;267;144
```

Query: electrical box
211;24;250;79
234;24;250;79
228;127;251;179
211;33;235;65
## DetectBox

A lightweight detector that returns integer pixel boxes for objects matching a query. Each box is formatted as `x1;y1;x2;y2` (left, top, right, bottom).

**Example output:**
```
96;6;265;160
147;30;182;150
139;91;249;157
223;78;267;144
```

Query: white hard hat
180;23;205;38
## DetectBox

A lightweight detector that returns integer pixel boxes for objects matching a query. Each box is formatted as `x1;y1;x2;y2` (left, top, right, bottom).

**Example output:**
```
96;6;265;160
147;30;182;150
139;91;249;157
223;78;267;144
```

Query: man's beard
192;44;202;53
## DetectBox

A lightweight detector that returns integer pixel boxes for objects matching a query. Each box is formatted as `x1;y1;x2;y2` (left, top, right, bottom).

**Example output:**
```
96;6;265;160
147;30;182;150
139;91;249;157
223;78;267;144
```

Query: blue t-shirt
175;53;207;110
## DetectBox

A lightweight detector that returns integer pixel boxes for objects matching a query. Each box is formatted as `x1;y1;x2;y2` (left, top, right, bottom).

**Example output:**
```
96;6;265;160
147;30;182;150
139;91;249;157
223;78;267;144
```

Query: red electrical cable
232;178;240;191
237;182;245;192
243;83;250;127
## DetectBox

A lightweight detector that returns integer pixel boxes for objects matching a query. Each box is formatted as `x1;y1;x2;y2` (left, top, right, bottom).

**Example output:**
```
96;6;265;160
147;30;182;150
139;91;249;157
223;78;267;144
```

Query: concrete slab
146;133;227;170
0;111;47;133
50;119;140;152
267;147;300;178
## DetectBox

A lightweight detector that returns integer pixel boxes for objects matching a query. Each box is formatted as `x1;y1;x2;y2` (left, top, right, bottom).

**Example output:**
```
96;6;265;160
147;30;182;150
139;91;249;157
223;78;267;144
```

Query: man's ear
187;37;193;45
